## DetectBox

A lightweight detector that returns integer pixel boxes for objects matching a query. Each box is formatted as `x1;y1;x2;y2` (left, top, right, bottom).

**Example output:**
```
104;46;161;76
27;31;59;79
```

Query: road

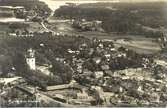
41;21;56;34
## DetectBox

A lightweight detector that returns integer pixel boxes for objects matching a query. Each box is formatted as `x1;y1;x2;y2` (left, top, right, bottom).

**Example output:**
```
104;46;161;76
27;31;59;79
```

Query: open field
114;39;161;54
46;20;162;55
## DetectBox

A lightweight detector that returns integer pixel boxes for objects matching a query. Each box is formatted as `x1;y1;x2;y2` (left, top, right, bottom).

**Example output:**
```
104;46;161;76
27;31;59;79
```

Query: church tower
26;48;36;70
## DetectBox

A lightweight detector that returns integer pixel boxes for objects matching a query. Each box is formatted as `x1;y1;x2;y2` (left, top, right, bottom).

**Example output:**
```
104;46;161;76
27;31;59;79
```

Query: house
72;19;103;31
46;84;71;91
79;43;88;51
93;57;101;64
98;43;104;49
51;94;67;103
104;53;111;61
94;71;104;79
88;48;94;56
9;33;17;37
77;90;89;100
82;69;93;76
101;65;110;71
76;63;83;73
0;77;25;86
36;65;51;76
67;49;79;54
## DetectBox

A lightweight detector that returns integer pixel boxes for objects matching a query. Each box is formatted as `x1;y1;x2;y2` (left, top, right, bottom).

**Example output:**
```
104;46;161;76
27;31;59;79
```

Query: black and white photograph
0;0;167;107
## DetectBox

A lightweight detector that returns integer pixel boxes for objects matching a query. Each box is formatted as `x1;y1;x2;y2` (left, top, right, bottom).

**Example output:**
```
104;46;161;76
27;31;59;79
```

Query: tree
12;51;28;75
153;65;165;79
51;60;73;84
0;55;13;77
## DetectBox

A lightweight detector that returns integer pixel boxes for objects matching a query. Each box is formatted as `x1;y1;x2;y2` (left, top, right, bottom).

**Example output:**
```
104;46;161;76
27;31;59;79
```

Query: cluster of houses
72;19;104;32
61;37;167;106
66;37;149;77
0;35;167;106
8;30;53;37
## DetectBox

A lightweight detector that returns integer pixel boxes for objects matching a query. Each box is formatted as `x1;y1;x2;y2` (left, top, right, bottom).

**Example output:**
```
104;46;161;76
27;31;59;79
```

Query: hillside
54;2;167;37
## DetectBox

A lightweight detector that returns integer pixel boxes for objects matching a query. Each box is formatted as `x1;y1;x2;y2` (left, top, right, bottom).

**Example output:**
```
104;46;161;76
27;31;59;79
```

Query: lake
0;17;25;23
39;0;120;11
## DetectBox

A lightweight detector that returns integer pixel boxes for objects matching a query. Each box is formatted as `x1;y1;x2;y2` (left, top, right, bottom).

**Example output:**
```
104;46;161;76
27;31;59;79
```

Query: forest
54;2;167;37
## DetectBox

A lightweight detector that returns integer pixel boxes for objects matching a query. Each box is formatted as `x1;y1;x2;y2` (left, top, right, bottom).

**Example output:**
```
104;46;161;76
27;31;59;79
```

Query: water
0;17;25;23
0;0;120;22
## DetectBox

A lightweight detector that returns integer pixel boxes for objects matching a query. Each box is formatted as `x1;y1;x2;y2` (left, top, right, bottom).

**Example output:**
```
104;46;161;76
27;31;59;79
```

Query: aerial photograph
0;0;167;107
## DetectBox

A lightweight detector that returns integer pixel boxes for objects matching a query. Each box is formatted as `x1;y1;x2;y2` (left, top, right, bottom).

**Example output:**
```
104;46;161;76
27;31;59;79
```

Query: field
46;19;161;55
115;39;161;54
0;22;10;37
